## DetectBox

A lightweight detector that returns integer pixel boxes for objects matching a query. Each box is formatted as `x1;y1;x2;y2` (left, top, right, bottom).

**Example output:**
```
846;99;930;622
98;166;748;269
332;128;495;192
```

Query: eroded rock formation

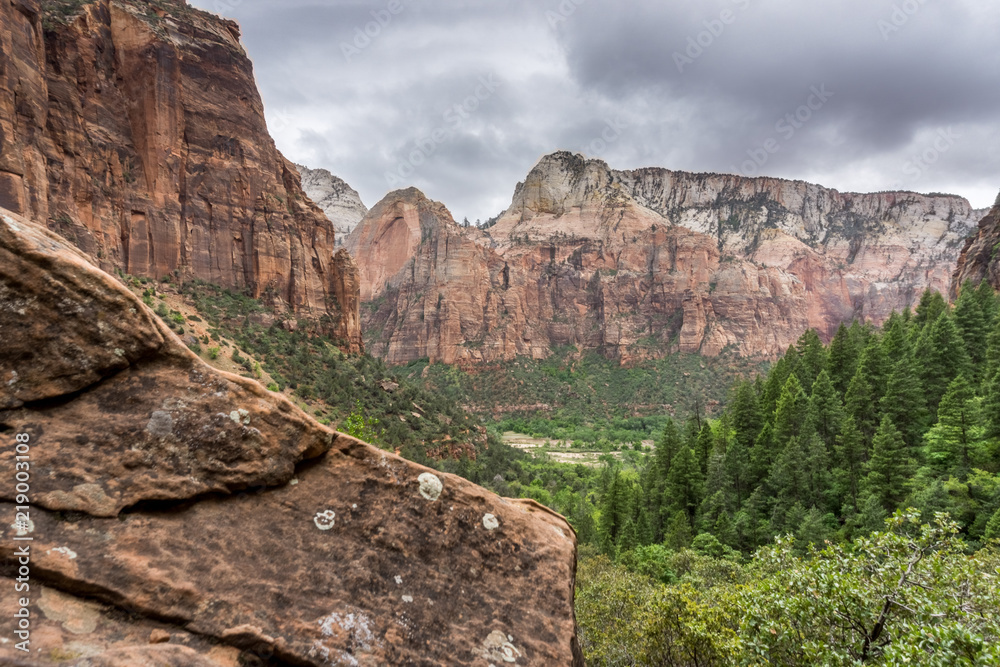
0;0;361;350
953;192;1000;296
0;207;582;666
296;164;369;246
348;152;985;364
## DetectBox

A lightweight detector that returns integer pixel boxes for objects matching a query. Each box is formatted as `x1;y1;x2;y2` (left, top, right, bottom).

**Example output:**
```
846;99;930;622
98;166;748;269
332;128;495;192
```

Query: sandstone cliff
953;191;1000;296
0;206;582;666
296;163;369;245
0;0;361;350
349;152;984;364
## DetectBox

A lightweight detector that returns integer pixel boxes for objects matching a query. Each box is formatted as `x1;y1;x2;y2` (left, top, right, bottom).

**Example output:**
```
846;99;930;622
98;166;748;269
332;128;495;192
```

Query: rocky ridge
0;0;361;350
953;192;1000;296
348;151;985;364
0;205;582;666
296;164;369;245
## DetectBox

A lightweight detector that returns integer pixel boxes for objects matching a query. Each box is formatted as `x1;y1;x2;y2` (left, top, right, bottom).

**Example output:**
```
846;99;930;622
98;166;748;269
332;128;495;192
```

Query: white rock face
295;164;368;245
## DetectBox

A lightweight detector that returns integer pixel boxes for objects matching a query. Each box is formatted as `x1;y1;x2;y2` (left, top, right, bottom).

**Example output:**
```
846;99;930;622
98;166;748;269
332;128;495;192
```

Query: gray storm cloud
190;0;1000;222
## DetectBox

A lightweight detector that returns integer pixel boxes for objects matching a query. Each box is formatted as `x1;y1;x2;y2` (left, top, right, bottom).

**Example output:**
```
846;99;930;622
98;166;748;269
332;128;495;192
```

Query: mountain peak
295;164;368;245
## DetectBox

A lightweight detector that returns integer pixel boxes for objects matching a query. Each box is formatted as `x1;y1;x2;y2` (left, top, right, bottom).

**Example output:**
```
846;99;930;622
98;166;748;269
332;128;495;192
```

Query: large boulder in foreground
0;207;582;666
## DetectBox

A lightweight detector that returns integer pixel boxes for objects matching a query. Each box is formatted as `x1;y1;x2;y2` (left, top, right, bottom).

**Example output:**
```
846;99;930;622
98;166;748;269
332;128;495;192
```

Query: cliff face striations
953;192;1000;296
0;205;583;666
349;152;984;365
0;0;361;350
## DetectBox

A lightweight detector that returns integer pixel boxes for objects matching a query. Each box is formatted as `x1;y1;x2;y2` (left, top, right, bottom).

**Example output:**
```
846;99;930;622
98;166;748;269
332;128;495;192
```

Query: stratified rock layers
953;192;1000;296
0;206;582;666
348;152;984;364
0;0;361;350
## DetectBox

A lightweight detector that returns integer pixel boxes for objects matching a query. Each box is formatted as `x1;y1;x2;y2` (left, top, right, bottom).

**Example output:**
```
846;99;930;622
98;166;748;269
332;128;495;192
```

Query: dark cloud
189;0;1000;220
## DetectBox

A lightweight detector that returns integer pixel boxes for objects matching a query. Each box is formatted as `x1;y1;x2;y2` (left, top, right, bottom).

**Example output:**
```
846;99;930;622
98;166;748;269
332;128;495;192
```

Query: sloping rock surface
0;207;582;666
953;192;1000;296
348;152;985;364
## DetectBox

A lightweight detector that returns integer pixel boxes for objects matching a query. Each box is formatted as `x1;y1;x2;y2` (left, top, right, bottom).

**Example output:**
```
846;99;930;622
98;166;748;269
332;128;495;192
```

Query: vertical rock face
350;152;984;365
953;192;1000;296
0;0;361;350
296;163;369;245
0;206;582;667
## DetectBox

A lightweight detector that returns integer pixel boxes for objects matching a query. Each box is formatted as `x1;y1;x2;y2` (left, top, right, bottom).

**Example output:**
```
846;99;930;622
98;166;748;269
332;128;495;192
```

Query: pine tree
761;355;792;416
856;337;889;401
987;315;1000;382
748;422;776;489
773;373;808;446
795;507;833;549
833;416;866;512
703;434;733;507
616;517;638;555
722;412;751;506
712;509;738;548
973;280;997;329
985;506;1000;541
697;489;730;535
663;446;704;524
914;288;947;329
568;493;596;544
795;328;827;394
954;281;989;382
766;436;808;523
730;380;763;454
924;373;983;476
741;487;773;549
880;352;929;449
879;311;911;363
844;371;879;442
827;323;861;395
663;510;693;549
598;469;625;555
802;432;833;511
863;415;912;512
914;311;972;413
852;491;888;537
644;418;683;540
807;369;844;450
983;368;1000;440
654;418;682;480
695;422;714;475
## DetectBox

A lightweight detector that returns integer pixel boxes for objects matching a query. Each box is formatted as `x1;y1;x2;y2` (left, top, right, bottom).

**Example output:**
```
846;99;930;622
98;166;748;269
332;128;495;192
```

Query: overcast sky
189;0;1000;223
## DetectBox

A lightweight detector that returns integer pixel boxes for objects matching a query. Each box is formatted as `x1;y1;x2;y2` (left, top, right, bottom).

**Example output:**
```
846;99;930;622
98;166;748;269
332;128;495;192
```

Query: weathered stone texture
0;207;582;666
350;152;984;364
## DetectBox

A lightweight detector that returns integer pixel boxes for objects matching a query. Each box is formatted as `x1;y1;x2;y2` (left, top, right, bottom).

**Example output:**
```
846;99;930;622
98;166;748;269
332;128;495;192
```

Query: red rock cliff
0;0;362;350
348;152;984;364
953;192;1000;297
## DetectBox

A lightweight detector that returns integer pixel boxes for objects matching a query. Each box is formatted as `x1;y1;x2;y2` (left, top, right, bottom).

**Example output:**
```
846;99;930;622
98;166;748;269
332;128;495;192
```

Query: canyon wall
348;152;985;365
953;192;1000;296
0;0;361;350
